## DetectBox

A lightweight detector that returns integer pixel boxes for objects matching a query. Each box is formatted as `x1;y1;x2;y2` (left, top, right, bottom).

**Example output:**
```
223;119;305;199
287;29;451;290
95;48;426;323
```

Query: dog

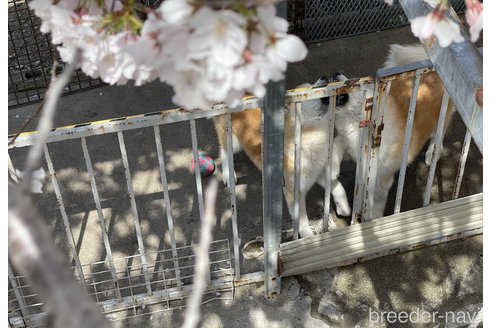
213;77;348;238
213;43;454;237
329;44;456;221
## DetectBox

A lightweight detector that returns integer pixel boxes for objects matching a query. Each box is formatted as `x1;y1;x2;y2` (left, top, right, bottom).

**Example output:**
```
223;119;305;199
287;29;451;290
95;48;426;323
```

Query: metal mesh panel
7;0;105;108
299;0;466;43
8;240;233;327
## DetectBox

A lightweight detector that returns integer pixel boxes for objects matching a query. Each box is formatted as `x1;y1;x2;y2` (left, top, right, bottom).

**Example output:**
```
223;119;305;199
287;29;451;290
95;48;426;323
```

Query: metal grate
7;0;105;108
8;240;234;327
299;0;466;43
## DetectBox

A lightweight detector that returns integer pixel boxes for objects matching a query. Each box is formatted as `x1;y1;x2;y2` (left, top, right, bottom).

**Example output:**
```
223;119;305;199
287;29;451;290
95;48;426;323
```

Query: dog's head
330;72;373;117
293;75;352;127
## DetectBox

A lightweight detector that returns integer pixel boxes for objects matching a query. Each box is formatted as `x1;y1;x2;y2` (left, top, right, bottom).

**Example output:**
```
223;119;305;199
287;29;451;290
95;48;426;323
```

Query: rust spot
359;120;371;128
277;253;283;276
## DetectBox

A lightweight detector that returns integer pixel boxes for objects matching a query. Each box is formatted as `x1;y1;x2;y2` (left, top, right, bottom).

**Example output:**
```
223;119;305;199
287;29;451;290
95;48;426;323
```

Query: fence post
262;79;285;296
261;0;287;297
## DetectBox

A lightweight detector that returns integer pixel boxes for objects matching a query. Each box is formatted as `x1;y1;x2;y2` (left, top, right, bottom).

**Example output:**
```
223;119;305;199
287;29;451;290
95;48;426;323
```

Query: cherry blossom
409;7;465;47
30;0;310;110
465;0;483;42
30;0;485;110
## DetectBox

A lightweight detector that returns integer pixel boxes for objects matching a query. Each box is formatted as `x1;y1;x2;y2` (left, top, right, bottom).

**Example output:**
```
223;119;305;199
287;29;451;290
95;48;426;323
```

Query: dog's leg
325;136;352;216
283;184;314;238
220;148;237;187
425;132;437;166
370;171;395;220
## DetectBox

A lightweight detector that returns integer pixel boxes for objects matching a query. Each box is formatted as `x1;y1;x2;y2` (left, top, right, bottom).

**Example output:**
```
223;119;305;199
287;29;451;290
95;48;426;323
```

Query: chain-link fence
8;0;467;108
297;0;466;43
7;0;103;108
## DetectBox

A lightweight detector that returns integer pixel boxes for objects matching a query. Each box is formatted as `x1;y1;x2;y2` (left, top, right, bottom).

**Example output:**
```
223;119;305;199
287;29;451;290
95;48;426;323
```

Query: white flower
188;7;247;68
159;0;194;24
465;0;483;42
30;0;310;110
410;10;465;47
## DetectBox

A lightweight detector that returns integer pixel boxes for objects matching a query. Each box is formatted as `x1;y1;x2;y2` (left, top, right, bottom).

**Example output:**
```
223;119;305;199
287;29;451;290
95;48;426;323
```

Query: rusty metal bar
323;95;336;231
293;101;302;239
351;90;371;225
362;79;392;221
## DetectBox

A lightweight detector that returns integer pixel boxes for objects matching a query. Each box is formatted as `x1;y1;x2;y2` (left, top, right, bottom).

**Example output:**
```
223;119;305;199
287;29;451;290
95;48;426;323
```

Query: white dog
213;77;349;237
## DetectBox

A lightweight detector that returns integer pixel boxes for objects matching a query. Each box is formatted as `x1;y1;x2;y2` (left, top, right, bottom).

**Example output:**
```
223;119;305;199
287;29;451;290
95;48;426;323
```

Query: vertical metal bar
225;113;241;278
189;119;209;284
362;80;392;221
351;90;370;225
80;137;121;301
423;91;451;206
293;102;302;239
262;79;285;296
117;131;152;294
153;126;182;287
323;95;336;231
394;74;422;214
190;119;205;221
43;144;86;281
452;129;472;199
8;265;30;323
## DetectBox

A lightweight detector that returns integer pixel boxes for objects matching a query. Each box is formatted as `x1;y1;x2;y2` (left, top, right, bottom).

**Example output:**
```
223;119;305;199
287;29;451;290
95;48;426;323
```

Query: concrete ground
8;26;483;327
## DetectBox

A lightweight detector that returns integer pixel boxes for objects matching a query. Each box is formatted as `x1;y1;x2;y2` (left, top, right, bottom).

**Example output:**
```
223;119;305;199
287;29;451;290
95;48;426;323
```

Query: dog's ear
332;72;348;82
313;76;328;88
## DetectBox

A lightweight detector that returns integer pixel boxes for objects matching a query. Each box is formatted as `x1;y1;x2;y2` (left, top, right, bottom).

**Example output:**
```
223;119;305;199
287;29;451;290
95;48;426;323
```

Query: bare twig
8;47;110;327
8;183;110;328
21;49;81;193
182;178;219;328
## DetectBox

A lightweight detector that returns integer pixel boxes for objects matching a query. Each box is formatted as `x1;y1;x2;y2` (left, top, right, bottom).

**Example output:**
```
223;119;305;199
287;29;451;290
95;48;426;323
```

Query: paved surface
8;25;483;328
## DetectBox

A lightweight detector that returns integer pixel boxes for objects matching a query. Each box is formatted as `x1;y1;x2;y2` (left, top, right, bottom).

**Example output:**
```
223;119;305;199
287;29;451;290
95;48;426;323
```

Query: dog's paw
425;147;433;166
299;225;315;238
326;217;338;231
221;169;237;187
335;201;351;217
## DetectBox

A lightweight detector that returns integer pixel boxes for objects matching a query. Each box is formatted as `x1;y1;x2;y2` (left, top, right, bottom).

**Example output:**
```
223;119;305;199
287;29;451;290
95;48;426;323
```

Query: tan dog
213;44;455;236
213;77;343;237
330;44;456;220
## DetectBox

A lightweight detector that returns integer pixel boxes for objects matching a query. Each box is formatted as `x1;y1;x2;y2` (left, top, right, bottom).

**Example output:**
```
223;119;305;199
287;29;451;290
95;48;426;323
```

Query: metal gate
8;51;482;326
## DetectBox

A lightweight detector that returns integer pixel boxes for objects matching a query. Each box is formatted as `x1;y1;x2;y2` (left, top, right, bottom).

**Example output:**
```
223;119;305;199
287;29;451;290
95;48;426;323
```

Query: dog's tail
383;44;429;69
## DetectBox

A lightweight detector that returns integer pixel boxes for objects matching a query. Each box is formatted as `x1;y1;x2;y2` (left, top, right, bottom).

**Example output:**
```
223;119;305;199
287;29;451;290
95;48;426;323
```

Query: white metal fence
8;52;483;326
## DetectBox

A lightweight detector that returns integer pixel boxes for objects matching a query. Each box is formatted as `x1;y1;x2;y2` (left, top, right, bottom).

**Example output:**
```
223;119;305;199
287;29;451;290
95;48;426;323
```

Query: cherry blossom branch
182;178;218;328
21;49;81;193
9;183;110;328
